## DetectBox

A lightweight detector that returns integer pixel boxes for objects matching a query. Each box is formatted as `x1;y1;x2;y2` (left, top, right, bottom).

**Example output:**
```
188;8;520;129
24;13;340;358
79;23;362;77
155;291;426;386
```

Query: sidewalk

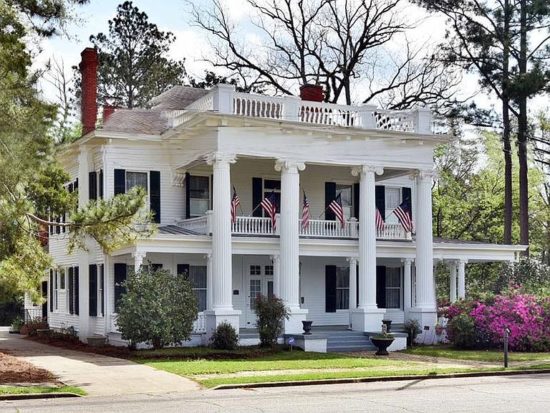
0;330;199;396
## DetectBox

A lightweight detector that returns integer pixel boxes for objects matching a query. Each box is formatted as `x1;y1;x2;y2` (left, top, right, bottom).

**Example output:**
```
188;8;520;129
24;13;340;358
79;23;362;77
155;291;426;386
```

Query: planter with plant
404;319;421;347
370;325;395;356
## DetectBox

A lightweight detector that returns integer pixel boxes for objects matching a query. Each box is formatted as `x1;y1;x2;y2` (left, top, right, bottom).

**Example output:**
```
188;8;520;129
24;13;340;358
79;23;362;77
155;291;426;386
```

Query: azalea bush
443;290;550;351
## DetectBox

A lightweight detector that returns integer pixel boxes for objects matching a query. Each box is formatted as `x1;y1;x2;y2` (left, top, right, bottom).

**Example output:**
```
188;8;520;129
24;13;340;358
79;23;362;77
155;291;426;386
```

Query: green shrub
210;322;239;350
254;294;289;348
19;318;48;336
116;266;198;349
446;313;476;348
10;316;24;333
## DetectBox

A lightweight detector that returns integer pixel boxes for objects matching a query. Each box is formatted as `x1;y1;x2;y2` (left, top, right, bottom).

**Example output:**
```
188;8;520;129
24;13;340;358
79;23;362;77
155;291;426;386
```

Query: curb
212;368;550;390
0;392;81;401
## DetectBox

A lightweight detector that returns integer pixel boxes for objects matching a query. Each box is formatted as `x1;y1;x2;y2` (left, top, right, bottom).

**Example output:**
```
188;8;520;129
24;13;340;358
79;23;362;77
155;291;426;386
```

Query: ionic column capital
351;165;384;177
205;152;237;166
269;254;280;262
274;160;305;173
346;257;358;265
415;169;436;181
401;258;414;265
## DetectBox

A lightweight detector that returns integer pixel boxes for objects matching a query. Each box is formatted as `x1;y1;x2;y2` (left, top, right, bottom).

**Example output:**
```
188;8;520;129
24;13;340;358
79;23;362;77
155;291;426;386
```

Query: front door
245;262;274;326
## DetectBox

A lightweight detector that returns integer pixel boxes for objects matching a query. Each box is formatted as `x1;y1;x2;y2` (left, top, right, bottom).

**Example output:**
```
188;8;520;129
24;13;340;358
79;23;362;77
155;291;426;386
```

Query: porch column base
407;308;437;345
284;308;309;334
204;309;241;342
351;308;385;332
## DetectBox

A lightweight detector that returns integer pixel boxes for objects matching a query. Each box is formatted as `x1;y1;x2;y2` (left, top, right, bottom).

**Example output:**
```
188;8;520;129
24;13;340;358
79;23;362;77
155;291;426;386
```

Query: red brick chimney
299;84;324;102
79;47;99;136
103;104;116;124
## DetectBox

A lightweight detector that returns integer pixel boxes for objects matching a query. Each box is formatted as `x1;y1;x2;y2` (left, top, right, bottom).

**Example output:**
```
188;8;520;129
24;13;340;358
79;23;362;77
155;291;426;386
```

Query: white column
449;261;457;303
350;165;384;332
270;255;280;298
103;255;111;336
402;258;413;312
347;257;357;329
204;153;240;336
132;251;145;272
205;253;213;310
457;259;466;300
275;160;307;333
77;147;90;341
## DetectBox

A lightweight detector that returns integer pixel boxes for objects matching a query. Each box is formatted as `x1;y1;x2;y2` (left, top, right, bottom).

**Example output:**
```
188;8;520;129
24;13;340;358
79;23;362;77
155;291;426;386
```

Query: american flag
230;186;240;224
376;208;385;232
301;191;310;229
392;200;413;233
261;191;278;229
328;193;345;228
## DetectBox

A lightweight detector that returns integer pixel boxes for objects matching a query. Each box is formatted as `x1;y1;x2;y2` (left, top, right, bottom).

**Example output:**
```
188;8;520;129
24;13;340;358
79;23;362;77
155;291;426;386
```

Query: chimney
79;47;99;136
103;104;116;124
299;84;324;102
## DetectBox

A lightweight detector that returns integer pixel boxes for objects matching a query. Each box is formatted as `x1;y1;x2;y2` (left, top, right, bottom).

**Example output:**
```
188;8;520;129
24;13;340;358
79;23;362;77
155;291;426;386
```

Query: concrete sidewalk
0;330;199;396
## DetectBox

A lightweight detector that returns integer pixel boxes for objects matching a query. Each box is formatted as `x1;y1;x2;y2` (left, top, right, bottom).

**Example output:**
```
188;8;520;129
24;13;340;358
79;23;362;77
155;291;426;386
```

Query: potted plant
302;320;313;335
404;319;421;347
370;325;395;356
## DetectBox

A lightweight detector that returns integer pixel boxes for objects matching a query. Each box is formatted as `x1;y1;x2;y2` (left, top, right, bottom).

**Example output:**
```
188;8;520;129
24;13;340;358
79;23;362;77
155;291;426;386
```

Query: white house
34;48;525;349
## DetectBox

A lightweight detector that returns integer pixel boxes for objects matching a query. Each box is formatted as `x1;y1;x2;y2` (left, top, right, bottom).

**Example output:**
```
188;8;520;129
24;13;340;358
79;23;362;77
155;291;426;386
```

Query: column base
204;309;241;342
284;308;309;334
407;308;437;345
351;307;385;332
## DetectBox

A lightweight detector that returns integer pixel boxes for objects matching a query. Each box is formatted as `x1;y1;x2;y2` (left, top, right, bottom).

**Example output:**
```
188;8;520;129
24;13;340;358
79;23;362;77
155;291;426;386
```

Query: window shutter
177;264;190;278
150;170;161;223
114;169;126;195
99;264;105;316
353;182;360;219
185;173;191;219
89;171;97;201
325;182;336;220
49;270;54;312
74;178;79;191
325;265;337;313
98;170;104;199
252;177;263;217
68;267;74;315
74;267;80;316
89;265;97;317
114;263;127;312
376;266;386;308
402;187;412;218
375;185;386;220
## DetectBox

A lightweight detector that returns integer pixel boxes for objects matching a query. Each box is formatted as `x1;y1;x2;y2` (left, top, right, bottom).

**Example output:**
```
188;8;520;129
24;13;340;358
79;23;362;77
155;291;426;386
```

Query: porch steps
324;329;376;352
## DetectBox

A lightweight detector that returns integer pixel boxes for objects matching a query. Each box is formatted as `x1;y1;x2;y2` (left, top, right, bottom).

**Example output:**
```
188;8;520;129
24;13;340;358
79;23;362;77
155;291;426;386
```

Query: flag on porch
301;191;310;229
261;191;278;229
230;186;240;224
392;200;413;233
328;193;345;228
376;208;385;232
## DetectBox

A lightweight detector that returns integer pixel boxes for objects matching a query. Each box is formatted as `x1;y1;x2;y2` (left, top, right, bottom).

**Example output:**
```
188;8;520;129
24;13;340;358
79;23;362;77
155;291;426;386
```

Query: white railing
170;85;432;133
176;215;209;234
299;218;358;238
110;314;119;333
232;216;277;236
192;312;206;333
377;223;412;240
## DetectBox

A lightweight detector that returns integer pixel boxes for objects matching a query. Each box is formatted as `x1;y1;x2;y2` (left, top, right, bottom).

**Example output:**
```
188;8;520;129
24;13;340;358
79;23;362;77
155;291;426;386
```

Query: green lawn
0;385;85;396
404;346;550;363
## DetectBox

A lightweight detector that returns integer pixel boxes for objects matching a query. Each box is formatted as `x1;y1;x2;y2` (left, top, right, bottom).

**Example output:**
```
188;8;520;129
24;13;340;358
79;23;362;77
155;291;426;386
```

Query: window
59;269;65;290
385;187;401;225
336;267;350;310
68;266;79;315
189;176;210;217
54;270;59;310
265;265;273;276
249;279;261;310
250;265;261;275
385;267;401;309
263;179;281;214
336;184;353;220
188;266;207;312
126;171;148;192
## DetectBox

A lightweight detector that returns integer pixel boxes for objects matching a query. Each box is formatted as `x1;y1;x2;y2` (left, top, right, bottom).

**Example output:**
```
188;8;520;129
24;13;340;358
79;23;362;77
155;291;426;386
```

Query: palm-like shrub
255;294;289;348
116;267;198;349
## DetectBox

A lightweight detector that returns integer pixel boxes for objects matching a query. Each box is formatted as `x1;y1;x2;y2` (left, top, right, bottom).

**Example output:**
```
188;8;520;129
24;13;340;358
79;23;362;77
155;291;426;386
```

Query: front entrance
244;259;274;326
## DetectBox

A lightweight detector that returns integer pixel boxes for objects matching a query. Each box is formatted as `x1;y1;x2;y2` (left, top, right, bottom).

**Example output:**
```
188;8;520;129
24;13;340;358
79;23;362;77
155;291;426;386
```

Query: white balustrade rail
192;312;206;333
299;219;358;238
377;223;412;240
298;101;362;128
374;110;415;132
176;215;209;234
233;92;282;120
232;216;276;235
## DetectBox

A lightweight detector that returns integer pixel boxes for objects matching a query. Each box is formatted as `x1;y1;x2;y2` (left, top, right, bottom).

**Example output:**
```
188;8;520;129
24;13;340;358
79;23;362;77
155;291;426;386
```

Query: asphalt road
2;373;550;413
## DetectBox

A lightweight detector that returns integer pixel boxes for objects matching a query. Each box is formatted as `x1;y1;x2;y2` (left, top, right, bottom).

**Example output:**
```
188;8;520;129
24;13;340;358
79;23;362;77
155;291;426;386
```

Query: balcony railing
170;84;433;134
175;213;412;241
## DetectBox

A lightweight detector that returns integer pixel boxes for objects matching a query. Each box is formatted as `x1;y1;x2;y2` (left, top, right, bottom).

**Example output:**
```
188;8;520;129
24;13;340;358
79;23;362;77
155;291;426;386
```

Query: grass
404;345;550;363
0;385;86;396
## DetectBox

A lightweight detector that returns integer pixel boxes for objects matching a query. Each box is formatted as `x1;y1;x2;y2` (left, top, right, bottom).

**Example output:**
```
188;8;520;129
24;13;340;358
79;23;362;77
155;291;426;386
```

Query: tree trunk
502;0;513;245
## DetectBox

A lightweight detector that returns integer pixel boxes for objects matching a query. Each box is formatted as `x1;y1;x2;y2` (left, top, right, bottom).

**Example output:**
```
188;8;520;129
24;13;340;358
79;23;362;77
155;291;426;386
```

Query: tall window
188;266;207;312
385;267;401;309
189;176;210;217
336;267;350;310
385;187;401;224
126;171;148;192
336;184;353;220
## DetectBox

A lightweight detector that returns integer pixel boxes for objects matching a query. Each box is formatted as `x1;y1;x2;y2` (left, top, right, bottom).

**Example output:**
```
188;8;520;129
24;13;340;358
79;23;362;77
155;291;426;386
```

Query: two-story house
32;48;525;350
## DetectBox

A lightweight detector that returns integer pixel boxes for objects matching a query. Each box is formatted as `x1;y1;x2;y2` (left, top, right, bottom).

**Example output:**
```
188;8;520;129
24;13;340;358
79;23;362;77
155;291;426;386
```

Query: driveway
0;330;199;396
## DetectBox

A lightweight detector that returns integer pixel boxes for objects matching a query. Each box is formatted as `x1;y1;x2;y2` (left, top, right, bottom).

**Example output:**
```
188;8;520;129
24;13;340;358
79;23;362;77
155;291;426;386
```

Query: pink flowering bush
444;291;550;351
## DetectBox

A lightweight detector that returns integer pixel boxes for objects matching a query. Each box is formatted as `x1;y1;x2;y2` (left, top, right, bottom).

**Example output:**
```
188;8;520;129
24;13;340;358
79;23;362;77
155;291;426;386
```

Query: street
2;373;549;412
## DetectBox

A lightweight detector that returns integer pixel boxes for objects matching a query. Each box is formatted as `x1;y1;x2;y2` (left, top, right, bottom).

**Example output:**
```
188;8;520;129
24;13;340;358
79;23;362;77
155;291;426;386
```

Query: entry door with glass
245;263;274;326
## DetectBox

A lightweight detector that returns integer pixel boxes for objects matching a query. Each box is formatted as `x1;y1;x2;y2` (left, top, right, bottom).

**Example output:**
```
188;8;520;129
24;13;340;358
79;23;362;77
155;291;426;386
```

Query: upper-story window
189;176;210;217
126;171;148;192
385;187;401;224
336;184;353;220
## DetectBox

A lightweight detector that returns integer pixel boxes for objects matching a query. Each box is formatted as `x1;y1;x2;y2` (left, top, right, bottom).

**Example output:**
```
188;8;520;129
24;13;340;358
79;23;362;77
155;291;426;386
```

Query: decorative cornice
351;165;384;177
414;169;436;181
274;160;306;173
204;152;237;166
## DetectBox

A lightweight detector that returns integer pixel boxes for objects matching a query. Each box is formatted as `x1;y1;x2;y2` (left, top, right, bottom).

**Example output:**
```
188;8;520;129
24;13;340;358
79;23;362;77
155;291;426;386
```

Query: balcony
176;213;412;241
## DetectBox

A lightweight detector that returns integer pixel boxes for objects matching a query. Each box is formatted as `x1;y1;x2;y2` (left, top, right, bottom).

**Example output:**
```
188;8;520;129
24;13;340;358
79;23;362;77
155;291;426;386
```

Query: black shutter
376;266;386;309
185;173;191;219
114;263;127;312
177;264;190;278
68;267;74;315
252;177;263;217
356;265;359;308
375;185;386;220
98;170;104;199
99;265;105;316
150;170;161;223
49;270;54;312
74;267;79;316
89;265;97;317
353;182;360;219
74;178;79;191
89;171;97;201
114;169;126;195
325;265;337;313
325;182;336;220
402;187;412;218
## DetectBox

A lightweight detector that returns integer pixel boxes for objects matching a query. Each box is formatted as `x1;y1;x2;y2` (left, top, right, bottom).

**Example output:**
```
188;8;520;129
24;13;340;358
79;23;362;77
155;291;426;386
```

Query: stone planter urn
382;319;392;333
302;320;313;335
370;337;395;356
